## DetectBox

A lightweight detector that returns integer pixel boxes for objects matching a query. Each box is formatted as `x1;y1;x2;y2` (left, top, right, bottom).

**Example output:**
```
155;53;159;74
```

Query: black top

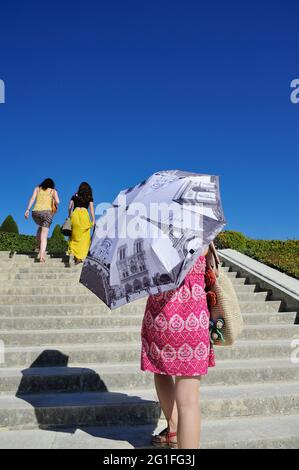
71;194;93;209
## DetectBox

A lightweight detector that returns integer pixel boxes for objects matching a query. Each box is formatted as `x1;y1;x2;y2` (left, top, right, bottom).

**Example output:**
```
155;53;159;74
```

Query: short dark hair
39;178;55;190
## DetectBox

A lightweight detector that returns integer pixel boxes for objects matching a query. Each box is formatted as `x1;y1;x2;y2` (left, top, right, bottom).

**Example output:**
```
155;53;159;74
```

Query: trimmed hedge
1;228;298;279
0;215;19;234
51;224;66;242
215;231;299;280
214;231;247;251
0;230;68;253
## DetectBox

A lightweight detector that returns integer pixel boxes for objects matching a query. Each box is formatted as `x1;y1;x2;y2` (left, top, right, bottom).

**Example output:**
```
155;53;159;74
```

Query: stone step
1;323;298;347
201;414;299;449
0;252;65;258
0;277;250;288
0;338;294;368
226;272;238;278
0;270;241;281
0;286;96;296
0;273;81;281
17;267;80;273
0;311;295;330
0;303;144;316
0;299;282;317
0;291;269;305
0;262;233;271
0;283;257;295
0;258;69;266
242;312;298;325
0;414;299;448
0;381;298;430
0;277;253;289
0;315;144;330
0;358;298;395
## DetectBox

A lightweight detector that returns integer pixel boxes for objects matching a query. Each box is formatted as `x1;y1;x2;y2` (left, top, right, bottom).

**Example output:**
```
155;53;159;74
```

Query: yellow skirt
68;208;92;261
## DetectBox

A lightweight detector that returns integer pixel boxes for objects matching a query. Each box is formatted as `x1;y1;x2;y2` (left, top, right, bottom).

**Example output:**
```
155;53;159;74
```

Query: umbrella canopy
80;170;226;309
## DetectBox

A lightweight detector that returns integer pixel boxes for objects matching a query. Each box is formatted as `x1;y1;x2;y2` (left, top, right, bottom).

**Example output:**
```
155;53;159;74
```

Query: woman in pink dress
140;244;218;449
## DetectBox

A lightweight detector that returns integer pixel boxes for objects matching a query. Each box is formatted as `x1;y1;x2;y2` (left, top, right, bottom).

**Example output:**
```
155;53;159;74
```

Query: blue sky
0;0;298;239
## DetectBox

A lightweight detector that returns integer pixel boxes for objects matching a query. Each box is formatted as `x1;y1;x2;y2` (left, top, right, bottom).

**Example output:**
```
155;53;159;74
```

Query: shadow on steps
15;350;159;448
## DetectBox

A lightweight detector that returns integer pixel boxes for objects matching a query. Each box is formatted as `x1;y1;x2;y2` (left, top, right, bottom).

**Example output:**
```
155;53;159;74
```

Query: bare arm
53;189;60;205
89;201;95;226
68;199;74;217
24;187;38;218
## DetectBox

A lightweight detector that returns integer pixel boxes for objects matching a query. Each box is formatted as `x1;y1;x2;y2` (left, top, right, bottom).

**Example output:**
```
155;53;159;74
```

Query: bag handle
206;242;220;278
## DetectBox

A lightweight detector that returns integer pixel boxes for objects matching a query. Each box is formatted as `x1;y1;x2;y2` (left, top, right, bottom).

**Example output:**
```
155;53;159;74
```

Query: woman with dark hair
67;182;95;264
24;178;60;262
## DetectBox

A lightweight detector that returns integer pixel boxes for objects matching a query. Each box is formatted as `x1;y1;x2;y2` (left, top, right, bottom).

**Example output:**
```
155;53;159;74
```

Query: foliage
0;231;67;253
0;215;19;234
214;231;299;279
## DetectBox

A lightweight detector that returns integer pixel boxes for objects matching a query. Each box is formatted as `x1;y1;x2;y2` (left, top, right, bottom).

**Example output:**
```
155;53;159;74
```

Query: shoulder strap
206;246;220;278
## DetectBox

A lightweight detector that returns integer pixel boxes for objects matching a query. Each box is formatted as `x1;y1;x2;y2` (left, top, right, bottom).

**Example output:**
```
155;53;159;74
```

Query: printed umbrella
80;170;226;309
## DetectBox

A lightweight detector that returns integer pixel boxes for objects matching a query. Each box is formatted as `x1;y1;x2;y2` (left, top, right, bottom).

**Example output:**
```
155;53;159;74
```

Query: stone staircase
0;251;298;448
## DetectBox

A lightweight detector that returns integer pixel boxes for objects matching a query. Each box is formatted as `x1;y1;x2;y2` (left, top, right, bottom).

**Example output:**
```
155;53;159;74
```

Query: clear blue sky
0;0;298;239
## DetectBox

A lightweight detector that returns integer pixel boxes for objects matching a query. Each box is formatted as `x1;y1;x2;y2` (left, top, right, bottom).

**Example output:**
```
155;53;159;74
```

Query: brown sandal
152;426;178;448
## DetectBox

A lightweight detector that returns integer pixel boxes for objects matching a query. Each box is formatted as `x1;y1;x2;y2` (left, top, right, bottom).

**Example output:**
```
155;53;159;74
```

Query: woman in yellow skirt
67;182;95;264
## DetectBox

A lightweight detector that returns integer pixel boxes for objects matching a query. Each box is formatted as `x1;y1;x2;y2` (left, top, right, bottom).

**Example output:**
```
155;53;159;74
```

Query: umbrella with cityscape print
79;170;226;309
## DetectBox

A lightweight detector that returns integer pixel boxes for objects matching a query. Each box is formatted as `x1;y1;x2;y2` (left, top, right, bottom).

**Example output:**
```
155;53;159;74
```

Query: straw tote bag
206;248;244;346
51;190;58;215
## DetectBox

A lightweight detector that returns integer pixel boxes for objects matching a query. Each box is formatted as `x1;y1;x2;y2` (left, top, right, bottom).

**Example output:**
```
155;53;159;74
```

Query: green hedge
214;231;247;251
215;231;299;280
0;231;68;253
0;215;19;234
1;228;298;279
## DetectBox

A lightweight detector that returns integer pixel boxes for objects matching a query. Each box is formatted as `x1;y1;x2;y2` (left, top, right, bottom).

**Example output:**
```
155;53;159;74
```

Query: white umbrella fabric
80;170;226;309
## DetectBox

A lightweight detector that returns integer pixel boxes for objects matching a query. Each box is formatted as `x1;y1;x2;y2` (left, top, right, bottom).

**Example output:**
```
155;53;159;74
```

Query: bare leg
36;227;42;255
175;376;201;449
39;227;49;261
154;373;178;432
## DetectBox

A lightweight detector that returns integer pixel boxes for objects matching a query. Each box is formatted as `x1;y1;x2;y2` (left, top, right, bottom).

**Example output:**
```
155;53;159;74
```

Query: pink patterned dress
140;255;215;376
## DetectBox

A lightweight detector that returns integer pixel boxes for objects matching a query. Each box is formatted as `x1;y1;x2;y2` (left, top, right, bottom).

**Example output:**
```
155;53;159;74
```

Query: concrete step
0;315;144;330
0;259;70;266
0;414;299;448
1;324;298;347
242;312;298;325
0;390;160;429
0;267;244;283
0;303;146;316
226;272;238;278
0;283;257;295
0;381;298;430
0;299;283;317
0;358;298;395
0;273;81;281
200;414;299;449
0;291;269;305
17;267;80;273
238;300;281;312
0;276;249;287
0;338;294;368
1;311;296;330
0;286;96;296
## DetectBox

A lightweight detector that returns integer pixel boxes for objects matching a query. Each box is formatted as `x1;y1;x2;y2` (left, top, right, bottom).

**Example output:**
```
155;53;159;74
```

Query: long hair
39;178;55;190
77;182;93;205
